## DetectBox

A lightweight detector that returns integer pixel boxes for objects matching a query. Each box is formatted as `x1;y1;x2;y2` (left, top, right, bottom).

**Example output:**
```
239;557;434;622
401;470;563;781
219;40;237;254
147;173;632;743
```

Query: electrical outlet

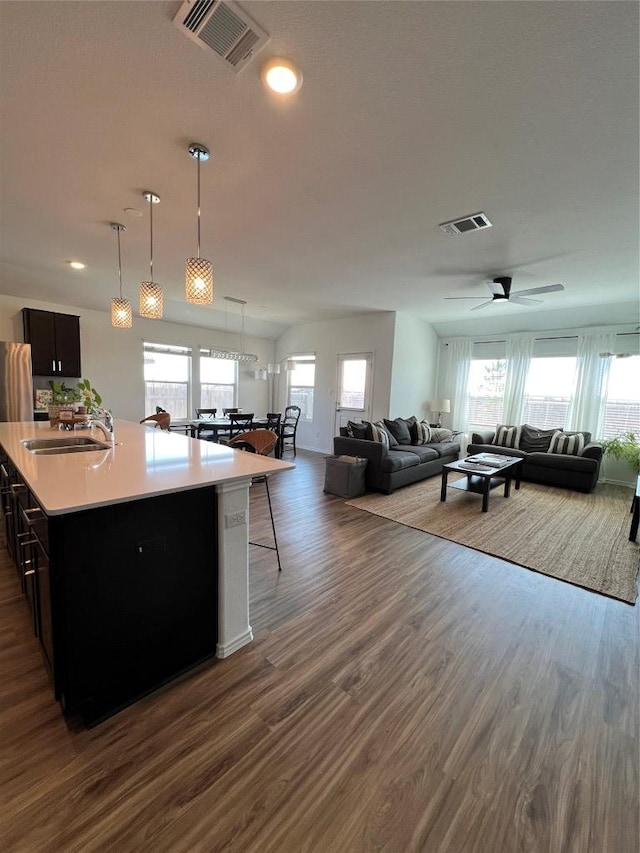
225;511;246;529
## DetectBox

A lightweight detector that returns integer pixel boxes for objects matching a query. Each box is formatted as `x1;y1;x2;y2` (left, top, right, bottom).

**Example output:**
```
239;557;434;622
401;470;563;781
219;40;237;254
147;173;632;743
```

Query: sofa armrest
472;429;495;444
580;442;603;462
333;436;386;465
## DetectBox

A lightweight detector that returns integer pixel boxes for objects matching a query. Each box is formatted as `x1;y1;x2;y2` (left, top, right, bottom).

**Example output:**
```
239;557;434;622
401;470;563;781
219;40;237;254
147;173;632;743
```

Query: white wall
0;294;275;421
275;311;420;454
389;312;439;421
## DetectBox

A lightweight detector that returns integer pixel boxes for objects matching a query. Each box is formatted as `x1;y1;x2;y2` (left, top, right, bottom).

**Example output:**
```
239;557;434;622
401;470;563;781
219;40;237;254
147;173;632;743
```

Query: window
287;355;315;421
522;357;577;429
468;359;506;426
144;343;191;419
200;351;237;411
603;355;640;438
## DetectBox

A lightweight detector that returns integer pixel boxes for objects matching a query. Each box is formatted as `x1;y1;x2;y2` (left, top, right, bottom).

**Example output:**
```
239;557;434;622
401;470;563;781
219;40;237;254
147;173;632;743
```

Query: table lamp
429;399;450;428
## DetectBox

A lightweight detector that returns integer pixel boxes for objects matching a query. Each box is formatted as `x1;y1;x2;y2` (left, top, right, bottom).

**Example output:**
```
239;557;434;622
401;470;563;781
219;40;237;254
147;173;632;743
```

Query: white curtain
567;333;616;437
443;340;474;448
502;335;534;424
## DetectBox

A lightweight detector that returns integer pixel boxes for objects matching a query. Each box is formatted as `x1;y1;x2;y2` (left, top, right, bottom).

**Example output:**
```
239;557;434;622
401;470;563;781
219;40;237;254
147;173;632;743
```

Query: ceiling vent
173;0;270;73
439;212;493;237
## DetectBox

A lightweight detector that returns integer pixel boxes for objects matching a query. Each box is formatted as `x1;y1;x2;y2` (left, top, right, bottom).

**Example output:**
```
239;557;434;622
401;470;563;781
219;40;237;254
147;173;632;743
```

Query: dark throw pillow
346;420;371;440
373;420;397;447
519;424;559;453
384;417;412;445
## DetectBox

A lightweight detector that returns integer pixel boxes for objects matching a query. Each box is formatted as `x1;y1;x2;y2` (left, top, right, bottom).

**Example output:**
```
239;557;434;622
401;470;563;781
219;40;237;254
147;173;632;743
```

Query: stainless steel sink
22;437;111;454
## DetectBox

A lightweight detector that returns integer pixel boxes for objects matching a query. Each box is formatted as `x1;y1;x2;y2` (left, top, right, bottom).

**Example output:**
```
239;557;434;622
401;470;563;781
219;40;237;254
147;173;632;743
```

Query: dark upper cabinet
22;308;81;377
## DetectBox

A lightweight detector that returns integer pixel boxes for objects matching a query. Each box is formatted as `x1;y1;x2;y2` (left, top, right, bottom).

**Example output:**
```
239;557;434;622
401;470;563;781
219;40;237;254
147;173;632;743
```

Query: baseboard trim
217;627;253;658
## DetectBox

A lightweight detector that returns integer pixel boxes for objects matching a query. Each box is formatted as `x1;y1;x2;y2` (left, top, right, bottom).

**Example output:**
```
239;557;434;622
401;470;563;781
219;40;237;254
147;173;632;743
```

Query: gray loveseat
333;417;460;494
467;425;603;493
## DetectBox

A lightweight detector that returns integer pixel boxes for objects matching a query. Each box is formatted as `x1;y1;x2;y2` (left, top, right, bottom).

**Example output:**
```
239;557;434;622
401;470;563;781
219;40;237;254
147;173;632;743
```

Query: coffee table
440;454;523;513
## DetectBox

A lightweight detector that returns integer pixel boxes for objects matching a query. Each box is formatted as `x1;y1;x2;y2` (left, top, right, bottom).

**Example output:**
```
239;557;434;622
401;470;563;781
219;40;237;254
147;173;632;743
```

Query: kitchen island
0;419;293;725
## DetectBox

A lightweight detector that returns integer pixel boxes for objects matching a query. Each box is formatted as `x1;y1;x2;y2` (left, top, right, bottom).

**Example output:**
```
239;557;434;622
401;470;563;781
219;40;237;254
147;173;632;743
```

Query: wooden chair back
140;413;171;430
228;429;277;457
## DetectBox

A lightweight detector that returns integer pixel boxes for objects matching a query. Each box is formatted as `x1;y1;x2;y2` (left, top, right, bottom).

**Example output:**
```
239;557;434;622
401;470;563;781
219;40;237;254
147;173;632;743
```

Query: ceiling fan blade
514;283;564;297
470;299;495;311
509;295;542;306
443;296;488;300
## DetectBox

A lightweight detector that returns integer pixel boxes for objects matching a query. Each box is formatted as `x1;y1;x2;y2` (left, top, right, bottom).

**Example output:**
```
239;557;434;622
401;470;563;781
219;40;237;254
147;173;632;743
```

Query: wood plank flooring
1;451;638;852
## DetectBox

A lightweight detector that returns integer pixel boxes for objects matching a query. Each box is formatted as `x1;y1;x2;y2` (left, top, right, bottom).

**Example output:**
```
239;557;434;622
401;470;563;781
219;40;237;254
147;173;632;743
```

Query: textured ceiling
0;1;638;340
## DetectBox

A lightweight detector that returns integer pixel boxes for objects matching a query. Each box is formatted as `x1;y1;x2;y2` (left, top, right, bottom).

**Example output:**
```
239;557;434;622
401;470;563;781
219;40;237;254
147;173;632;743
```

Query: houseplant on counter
47;380;81;426
75;379;103;417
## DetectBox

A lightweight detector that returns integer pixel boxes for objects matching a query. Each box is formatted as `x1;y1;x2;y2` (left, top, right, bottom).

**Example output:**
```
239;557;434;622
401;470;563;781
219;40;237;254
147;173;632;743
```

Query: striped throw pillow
371;421;391;447
415;421;432;445
493;424;522;449
548;431;586;456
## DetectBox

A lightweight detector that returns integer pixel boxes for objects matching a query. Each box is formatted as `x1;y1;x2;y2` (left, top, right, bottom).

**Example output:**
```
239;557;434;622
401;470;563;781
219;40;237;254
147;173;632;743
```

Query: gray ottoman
323;455;368;498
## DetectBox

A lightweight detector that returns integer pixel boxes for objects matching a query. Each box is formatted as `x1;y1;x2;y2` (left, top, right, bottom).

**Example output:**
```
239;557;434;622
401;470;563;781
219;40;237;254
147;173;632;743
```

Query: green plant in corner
76;379;103;416
601;432;640;474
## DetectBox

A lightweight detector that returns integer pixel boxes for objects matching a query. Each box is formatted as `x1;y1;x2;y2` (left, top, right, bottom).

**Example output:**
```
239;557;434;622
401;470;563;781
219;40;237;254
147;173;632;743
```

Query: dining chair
227;429;282;571
195;408;217;440
279;405;301;456
140;412;171;430
222;407;240;416
227;412;254;438
265;412;282;458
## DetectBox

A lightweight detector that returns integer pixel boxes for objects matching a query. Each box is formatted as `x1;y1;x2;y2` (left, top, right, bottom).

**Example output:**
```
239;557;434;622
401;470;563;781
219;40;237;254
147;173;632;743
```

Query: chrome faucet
92;409;115;444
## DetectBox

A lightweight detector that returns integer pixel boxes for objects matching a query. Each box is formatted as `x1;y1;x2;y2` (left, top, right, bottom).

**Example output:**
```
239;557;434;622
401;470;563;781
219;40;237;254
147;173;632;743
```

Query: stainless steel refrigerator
0;342;34;421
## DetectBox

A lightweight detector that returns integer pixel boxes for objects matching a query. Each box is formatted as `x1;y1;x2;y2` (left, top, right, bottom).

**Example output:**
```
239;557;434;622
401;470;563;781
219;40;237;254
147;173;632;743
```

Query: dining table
178;417;281;456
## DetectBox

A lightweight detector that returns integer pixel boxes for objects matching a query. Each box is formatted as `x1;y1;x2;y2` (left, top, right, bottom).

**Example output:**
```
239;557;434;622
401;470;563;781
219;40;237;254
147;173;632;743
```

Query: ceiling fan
445;276;564;311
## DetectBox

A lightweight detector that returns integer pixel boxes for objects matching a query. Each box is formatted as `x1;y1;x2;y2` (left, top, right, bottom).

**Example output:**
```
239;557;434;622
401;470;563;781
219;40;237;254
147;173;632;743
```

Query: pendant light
140;191;163;319
185;143;213;305
110;223;132;329
209;297;258;361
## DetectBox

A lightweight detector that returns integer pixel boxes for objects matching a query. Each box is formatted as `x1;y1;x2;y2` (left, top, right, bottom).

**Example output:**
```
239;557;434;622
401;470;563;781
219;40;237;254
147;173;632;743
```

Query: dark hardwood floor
1;450;638;852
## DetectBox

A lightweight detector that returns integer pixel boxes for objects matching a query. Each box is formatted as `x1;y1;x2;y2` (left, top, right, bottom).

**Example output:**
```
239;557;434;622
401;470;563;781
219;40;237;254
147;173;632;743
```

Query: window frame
199;349;238;413
286;355;316;423
143;342;192;420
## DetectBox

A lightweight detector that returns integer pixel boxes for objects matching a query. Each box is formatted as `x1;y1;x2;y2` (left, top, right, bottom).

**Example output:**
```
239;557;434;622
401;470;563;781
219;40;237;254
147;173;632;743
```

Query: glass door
335;353;373;434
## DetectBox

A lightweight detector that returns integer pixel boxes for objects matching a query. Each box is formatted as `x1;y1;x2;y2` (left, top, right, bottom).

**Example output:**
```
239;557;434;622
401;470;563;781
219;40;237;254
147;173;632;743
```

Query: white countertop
0;420;294;515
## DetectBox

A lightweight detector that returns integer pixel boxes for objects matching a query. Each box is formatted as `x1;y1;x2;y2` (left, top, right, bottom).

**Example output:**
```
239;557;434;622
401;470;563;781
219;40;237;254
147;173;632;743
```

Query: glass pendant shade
140;282;163;319
110;222;132;329
185;257;214;304
185;143;214;305
139;191;163;319
111;297;132;329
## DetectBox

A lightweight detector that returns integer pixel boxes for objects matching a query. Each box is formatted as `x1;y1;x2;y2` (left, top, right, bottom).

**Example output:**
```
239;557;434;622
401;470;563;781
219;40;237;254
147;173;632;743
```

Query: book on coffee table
466;453;516;468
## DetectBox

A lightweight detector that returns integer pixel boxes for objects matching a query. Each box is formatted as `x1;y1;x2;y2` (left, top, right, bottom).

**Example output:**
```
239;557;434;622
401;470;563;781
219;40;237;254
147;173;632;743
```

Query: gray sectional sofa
467;426;603;493
333;417;460;494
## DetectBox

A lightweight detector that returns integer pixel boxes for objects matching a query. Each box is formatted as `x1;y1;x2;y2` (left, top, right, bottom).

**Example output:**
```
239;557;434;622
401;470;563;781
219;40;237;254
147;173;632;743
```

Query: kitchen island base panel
51;486;218;726
216;480;253;658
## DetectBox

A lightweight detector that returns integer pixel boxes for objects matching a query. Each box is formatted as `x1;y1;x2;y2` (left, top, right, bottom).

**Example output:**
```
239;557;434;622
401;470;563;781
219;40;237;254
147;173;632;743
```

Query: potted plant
75;379;103;417
47;380;82;426
601;432;640;475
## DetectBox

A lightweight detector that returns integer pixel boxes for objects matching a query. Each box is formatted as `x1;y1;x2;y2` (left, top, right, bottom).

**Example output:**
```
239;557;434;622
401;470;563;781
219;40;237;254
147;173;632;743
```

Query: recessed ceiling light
68;261;85;270
261;57;303;94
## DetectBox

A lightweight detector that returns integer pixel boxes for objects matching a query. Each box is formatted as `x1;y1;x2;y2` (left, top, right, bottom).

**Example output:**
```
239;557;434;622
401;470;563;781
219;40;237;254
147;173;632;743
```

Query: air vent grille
439;212;493;237
174;0;270;73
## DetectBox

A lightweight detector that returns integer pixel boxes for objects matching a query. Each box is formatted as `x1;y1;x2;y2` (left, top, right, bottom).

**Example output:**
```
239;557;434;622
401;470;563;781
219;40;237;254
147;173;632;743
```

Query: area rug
346;478;639;604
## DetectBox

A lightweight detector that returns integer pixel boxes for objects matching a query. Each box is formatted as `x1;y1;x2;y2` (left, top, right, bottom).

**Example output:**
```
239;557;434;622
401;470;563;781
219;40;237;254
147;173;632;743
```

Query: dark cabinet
22;308;81;377
0;445;218;726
